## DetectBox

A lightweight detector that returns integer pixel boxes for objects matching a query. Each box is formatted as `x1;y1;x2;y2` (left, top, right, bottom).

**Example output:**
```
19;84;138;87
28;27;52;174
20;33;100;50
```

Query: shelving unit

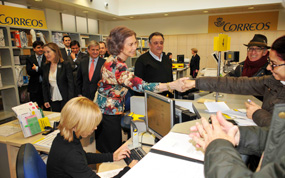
136;37;149;55
79;33;101;52
0;25;148;121
0;26;20;121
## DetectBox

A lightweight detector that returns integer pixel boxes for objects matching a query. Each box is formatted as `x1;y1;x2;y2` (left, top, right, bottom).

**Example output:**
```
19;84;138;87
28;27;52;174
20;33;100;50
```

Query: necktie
38;56;41;67
67;49;71;56
38;56;42;82
89;59;95;81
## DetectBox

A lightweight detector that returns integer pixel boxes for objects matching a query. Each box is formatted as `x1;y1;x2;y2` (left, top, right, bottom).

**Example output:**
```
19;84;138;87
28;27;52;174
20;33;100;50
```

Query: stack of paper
204;102;257;126
123;132;204;178
12;102;48;137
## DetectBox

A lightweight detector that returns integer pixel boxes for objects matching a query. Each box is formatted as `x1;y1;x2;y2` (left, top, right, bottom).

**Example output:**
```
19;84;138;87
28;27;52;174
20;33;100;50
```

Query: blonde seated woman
47;97;136;178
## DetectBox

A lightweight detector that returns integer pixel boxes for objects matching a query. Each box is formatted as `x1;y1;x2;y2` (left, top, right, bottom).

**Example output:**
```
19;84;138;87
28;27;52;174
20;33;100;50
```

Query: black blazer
42;61;74;105
77;56;105;100
66;51;87;72
26;55;46;93
60;48;69;61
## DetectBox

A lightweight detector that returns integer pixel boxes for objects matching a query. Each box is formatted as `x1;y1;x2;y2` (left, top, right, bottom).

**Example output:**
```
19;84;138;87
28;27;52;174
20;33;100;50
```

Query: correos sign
0;5;47;29
208;11;278;33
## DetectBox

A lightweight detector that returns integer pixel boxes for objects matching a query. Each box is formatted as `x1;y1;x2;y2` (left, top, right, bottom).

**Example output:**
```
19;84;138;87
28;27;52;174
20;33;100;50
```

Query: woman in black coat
190;48;200;78
42;42;74;112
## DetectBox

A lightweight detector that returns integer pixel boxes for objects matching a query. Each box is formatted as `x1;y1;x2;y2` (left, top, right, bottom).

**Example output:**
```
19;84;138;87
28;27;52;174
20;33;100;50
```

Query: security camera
104;2;109;7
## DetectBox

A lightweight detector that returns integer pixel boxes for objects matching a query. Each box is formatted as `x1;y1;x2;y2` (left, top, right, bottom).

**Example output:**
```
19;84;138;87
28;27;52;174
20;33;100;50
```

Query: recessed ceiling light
203;11;208;13
129;16;134;19
248;7;254;10
83;11;89;13
164;14;168;16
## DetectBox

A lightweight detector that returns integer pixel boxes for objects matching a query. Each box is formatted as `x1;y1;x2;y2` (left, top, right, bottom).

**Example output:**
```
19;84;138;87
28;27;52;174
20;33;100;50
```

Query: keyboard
34;130;59;148
124;147;146;165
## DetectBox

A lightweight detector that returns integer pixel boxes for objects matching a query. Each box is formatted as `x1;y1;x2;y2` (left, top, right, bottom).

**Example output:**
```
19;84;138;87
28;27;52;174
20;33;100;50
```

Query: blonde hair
58;97;102;142
191;48;198;53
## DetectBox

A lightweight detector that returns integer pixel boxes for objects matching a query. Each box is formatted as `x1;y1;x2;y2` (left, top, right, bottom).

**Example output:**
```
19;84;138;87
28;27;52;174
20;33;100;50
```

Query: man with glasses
135;32;173;97
226;34;271;77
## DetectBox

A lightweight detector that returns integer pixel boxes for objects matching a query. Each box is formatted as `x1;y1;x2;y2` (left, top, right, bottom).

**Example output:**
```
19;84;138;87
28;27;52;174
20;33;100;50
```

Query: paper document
0;125;22;137
204;102;230;112
152;132;204;161
122;152;204;178
97;168;124;178
222;109;257;126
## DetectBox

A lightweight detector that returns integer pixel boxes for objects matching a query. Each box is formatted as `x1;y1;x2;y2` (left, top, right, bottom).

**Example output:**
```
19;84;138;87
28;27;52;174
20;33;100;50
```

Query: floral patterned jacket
96;55;159;115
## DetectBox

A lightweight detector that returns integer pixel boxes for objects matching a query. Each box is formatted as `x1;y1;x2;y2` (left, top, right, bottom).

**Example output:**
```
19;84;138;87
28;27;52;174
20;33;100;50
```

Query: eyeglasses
267;57;285;70
247;47;264;52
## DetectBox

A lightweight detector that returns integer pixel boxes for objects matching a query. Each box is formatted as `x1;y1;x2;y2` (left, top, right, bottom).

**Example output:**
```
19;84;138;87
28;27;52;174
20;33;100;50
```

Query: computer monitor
177;55;184;63
224;51;239;62
144;91;175;140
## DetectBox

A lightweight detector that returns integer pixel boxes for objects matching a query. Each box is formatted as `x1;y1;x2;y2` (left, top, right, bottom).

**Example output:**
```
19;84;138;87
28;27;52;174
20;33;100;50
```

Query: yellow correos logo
209;11;278;33
0;5;47;29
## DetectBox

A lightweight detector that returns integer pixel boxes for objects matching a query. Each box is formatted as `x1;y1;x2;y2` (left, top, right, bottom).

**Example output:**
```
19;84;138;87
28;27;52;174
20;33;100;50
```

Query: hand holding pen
245;99;261;119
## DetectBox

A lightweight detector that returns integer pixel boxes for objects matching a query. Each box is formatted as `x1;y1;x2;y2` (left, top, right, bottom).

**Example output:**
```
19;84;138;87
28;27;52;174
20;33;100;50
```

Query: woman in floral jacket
95;26;185;153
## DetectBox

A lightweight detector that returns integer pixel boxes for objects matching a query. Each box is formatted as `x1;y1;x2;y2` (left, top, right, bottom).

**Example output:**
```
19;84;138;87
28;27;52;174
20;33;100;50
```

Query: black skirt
95;114;123;153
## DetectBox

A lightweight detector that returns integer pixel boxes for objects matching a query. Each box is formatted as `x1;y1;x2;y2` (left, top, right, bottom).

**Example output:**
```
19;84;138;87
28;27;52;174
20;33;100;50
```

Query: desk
98;93;262;174
0;111;60;178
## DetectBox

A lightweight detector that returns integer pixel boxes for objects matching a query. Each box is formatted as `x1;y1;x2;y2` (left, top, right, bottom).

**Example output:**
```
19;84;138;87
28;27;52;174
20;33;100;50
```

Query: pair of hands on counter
173;79;262;120
189;111;241;150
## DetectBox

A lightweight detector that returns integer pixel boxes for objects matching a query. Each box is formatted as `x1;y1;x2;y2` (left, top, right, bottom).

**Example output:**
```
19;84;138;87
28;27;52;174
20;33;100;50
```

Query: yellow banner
208;11;278;33
0;5;47;29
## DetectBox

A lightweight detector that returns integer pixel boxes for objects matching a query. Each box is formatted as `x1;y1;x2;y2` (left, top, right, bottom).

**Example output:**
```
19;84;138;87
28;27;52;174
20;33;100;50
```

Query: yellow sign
0;5;47;29
214;34;231;51
209;11;278;33
172;63;184;68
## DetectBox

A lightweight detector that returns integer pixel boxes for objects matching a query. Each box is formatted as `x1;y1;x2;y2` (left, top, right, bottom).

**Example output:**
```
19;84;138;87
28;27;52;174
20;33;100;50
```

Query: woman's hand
44;102;50;108
113;145;131;162
182;79;196;91
169;77;188;92
245;101;261;119
189;111;240;150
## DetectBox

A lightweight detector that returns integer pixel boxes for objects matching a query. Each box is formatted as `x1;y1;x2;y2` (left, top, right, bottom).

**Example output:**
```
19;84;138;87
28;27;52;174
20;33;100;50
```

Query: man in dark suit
67;40;87;96
99;41;110;59
60;35;71;61
26;41;46;109
77;41;105;100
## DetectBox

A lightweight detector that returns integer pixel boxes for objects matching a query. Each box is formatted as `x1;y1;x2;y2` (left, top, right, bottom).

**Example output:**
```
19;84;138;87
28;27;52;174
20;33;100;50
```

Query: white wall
52;0;119;15
44;8;62;31
101;10;285;36
47;0;282;16
118;0;282;16
101;14;208;36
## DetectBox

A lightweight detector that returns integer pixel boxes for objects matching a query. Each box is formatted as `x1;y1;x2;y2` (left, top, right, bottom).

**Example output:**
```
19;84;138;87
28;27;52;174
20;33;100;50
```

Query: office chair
16;143;47;178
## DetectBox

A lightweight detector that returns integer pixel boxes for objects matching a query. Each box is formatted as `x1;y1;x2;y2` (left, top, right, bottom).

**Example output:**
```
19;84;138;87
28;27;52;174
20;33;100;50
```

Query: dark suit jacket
42;61;74;105
60;48;70;61
26;55;46;93
77;56;105;100
66;51;88;96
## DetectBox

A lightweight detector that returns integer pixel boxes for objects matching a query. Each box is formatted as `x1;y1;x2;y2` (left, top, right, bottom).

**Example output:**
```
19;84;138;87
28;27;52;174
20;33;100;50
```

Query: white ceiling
3;0;284;21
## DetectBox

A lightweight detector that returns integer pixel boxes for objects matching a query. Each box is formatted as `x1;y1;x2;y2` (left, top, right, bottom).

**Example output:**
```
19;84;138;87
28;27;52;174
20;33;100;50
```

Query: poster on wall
208;11;278;33
0;5;47;29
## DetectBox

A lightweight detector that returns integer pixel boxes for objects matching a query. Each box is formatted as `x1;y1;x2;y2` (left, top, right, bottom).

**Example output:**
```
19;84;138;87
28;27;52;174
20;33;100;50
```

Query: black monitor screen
177;55;184;63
